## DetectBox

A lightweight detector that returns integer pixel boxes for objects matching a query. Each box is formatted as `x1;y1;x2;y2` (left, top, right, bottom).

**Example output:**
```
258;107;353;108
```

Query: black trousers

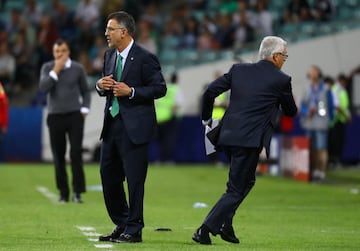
100;115;148;235
47;111;85;198
203;146;261;234
328;121;346;164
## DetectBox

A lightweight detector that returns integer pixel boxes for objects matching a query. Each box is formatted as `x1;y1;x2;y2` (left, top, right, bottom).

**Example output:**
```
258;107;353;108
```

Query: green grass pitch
0;163;359;250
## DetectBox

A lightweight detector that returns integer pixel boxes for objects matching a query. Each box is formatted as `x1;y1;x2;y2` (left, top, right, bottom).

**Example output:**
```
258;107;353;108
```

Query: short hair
107;11;136;36
258;36;287;60
337;73;347;82
54;38;69;47
310;65;323;79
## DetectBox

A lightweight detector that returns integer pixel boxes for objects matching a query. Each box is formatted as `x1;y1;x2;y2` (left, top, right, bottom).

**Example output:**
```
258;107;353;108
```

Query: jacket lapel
120;44;136;81
109;51;117;77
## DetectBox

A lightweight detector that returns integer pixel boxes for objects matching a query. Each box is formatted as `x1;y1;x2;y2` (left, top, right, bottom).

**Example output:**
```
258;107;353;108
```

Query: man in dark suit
193;36;297;245
95;11;166;243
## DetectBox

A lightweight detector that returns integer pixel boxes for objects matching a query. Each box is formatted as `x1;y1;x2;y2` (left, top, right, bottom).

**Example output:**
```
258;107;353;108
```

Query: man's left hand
113;82;132;97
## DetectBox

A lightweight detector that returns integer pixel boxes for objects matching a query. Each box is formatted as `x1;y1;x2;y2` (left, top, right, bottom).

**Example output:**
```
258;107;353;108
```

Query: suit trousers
100;114;148;235
47;111;85;198
203;146;261;234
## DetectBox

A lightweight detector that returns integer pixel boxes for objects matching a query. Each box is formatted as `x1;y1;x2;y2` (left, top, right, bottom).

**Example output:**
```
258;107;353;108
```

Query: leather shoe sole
192;228;211;245
99;228;123;242
220;227;240;244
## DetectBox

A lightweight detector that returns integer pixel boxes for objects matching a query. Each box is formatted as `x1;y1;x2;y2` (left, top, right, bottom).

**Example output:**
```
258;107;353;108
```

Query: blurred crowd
0;0;339;107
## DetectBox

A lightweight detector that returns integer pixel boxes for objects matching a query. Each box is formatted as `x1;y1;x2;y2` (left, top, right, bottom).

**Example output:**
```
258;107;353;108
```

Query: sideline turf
0;163;359;250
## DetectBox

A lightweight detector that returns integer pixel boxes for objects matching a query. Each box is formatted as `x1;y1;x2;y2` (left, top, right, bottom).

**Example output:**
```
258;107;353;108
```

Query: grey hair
258;36;287;60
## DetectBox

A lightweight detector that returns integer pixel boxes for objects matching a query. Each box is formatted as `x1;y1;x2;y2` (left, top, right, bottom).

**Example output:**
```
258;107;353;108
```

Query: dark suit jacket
202;60;297;156
97;43;167;144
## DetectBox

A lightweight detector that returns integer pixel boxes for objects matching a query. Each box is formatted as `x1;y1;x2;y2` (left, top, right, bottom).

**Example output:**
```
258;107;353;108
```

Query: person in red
0;81;9;138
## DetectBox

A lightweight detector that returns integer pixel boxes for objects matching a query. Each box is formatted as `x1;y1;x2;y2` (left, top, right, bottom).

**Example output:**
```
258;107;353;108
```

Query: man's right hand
53;55;67;74
97;75;115;91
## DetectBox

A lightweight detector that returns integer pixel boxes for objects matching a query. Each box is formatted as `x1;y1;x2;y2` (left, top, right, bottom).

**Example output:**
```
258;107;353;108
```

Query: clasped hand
99;75;131;97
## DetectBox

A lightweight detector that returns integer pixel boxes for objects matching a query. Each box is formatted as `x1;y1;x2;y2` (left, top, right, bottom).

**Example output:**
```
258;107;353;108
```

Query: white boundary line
76;226;114;249
36;186;59;204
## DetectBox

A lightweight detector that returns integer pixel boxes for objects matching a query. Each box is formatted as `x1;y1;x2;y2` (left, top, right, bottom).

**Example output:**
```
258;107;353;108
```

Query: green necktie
110;55;122;117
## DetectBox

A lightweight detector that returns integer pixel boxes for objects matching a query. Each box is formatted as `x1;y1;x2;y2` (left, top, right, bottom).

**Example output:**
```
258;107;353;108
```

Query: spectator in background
54;3;76;41
215;13;235;49
233;0;256;29
328;74;351;167
91;46;107;78
140;3;164;34
89;34;107;77
312;0;335;22
137;18;158;55
197;26;216;51
298;4;314;23
0;41;16;94
253;0;273;37
233;9;255;49
283;0;311;23
6;8;23;45
46;0;62;21
15;18;36;52
11;28;36;92
75;0;100;50
37;15;59;67
179;16;199;49
77;50;94;76
0;0;6;12
201;14;218;36
300;65;333;181
23;0;43;29
88;34;107;61
75;0;99;31
155;72;184;163
39;38;91;203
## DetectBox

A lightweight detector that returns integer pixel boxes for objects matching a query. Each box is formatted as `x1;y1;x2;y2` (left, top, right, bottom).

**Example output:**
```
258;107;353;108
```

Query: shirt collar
65;58;71;68
118;39;134;61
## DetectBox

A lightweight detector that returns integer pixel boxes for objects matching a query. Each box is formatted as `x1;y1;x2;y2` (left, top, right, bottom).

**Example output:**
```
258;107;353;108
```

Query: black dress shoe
73;193;83;203
111;233;142;243
192;226;211;245
99;227;124;242
58;197;69;203
220;225;240;244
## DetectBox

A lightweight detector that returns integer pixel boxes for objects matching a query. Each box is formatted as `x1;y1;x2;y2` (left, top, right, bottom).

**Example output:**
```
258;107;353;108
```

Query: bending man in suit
193;36;297;245
96;11;166;243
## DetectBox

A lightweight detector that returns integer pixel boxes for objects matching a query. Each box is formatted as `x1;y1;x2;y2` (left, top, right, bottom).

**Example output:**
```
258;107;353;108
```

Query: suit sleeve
132;53;167;101
96;51;111;97
201;66;233;121
279;77;297;116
